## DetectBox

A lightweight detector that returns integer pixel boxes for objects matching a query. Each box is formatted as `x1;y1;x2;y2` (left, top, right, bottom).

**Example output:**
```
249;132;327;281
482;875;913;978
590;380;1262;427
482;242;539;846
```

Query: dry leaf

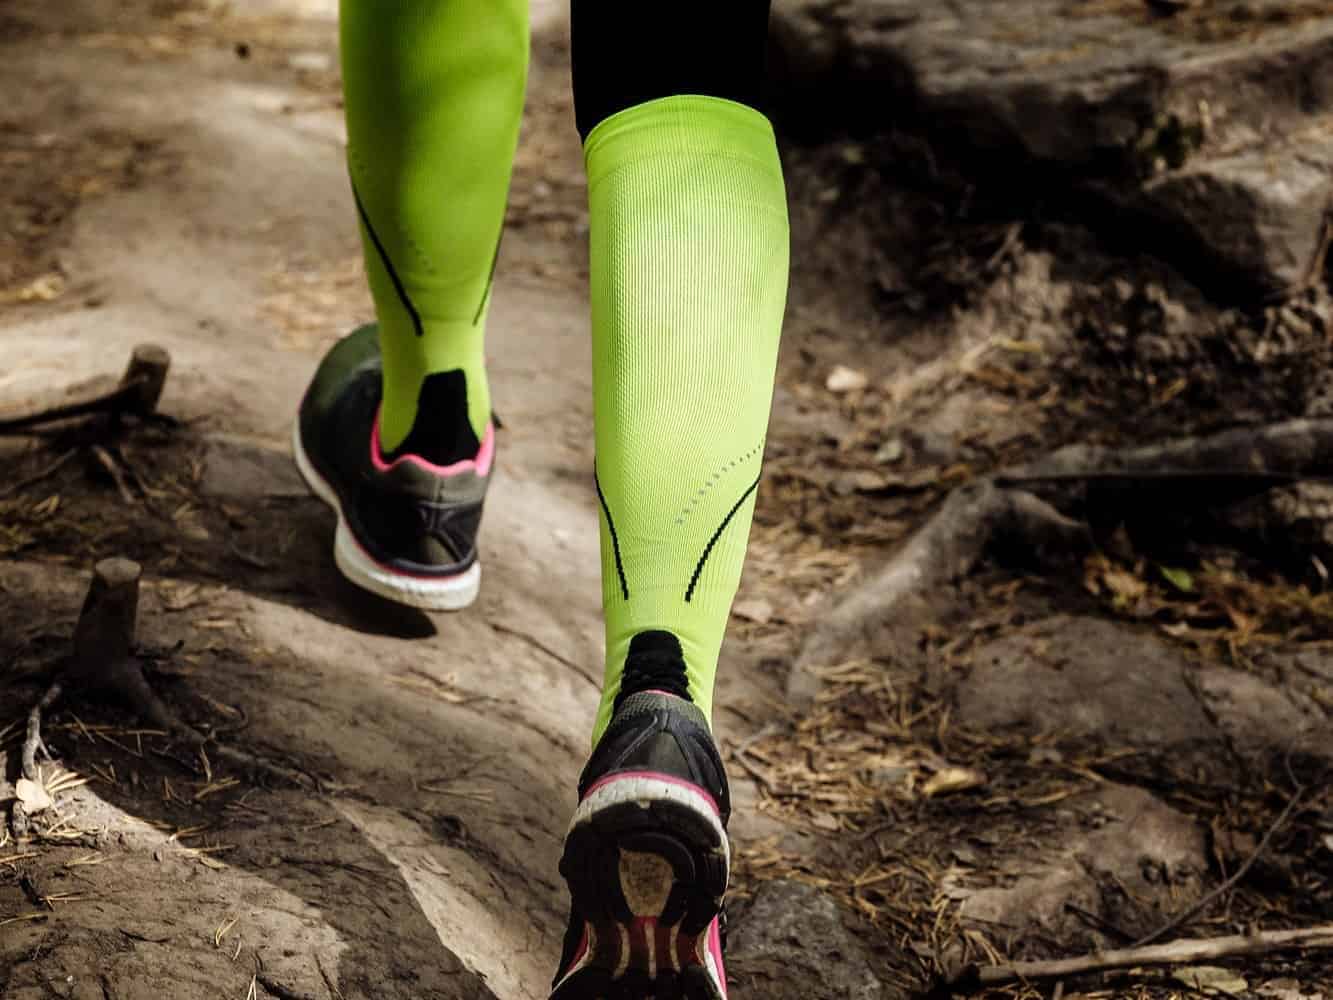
1;272;65;304
1102;567;1147;606
1174;966;1248;995
14;778;53;814
922;767;986;798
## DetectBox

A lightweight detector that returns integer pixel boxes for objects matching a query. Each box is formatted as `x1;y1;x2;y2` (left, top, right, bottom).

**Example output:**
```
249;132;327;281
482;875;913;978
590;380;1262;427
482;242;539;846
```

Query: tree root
9;557;315;839
0;344;170;434
943;924;1333;993
791;482;1087;699
792;418;1333;701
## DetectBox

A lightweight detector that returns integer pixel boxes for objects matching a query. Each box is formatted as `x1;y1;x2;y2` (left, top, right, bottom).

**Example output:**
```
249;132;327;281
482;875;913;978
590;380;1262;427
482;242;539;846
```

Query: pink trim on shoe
562;926;590;978
370;409;495;477
580;770;722;818
706;918;728;998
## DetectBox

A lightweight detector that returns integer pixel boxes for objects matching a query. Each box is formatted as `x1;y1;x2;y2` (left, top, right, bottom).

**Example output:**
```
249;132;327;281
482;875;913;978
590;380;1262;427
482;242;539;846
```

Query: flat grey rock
728;880;886;1000
956;615;1215;747
770;0;1333;298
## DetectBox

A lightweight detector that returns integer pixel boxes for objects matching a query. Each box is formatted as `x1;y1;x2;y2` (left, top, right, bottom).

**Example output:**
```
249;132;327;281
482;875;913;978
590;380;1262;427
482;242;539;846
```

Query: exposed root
793;419;1333;700
21;681;63;782
0;344;170;435
9;555;315;838
791;482;1087;698
10;681;64;838
0;449;78;499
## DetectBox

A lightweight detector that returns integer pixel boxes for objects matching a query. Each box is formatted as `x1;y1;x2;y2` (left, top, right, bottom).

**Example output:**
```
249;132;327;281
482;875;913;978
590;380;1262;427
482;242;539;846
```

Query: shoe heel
553;775;730;999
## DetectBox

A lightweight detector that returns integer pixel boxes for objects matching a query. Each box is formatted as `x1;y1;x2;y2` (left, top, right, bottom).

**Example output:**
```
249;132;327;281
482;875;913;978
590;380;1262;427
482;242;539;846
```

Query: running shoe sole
290;420;481;611
552;773;730;1000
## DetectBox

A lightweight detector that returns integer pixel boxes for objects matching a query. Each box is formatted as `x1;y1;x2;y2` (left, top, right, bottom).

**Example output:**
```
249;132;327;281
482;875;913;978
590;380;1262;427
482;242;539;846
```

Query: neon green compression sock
586;96;790;743
339;0;528;451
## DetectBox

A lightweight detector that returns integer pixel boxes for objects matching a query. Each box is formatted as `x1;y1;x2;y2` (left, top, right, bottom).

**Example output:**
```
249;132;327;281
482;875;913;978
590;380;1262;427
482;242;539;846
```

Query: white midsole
570;774;731;876
290;419;481;611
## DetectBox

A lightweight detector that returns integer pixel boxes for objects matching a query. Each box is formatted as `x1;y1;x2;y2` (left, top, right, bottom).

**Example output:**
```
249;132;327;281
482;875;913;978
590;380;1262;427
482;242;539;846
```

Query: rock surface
957;614;1327;756
769;0;1333;298
955;783;1206;941
956;616;1215;747
728;880;887;1000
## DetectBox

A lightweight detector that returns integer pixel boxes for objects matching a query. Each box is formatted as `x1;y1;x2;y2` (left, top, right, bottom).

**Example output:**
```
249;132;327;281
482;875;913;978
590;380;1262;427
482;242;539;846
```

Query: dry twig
946;924;1333;992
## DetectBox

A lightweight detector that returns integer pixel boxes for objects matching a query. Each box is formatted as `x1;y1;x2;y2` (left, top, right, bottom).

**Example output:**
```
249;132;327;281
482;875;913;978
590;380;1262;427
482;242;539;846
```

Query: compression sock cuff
583;95;782;191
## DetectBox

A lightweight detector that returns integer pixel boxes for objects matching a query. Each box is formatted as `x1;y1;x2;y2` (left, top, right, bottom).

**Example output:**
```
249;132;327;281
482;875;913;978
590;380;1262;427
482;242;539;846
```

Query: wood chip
922;767;987;798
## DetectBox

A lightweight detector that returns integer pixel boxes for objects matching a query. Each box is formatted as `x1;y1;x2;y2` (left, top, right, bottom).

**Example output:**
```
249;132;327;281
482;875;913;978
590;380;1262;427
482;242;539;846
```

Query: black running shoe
291;324;492;610
550;687;731;999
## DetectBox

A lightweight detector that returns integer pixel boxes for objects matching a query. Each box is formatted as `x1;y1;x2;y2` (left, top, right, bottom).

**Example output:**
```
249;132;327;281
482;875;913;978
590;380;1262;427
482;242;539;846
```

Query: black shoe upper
578;687;731;827
298;324;491;576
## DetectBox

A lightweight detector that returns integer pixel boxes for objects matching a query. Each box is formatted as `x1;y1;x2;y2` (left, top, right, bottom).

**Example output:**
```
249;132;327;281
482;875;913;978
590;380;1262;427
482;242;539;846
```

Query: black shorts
571;0;773;140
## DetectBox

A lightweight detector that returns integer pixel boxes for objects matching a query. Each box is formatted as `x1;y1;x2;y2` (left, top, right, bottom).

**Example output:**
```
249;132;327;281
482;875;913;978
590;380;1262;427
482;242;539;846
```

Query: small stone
14;777;52;813
874;437;905;464
732;598;774;624
728;880;885;999
825;365;869;394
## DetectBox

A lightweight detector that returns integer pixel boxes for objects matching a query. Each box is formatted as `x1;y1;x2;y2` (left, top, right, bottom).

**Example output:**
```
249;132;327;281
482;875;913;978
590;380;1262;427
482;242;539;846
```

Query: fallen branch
998;417;1333;485
10;681;64;838
946;924;1333;992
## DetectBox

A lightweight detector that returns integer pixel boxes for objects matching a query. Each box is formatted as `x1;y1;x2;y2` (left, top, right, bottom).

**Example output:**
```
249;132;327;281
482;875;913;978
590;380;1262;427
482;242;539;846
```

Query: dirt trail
3;1;1332;999
0;1;782;997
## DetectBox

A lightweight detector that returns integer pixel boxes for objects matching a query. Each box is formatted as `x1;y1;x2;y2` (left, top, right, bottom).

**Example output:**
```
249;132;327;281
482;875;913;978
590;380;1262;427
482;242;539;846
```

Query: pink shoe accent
580;770;721;818
370;409;495;477
706;918;728;998
566;926;590;975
